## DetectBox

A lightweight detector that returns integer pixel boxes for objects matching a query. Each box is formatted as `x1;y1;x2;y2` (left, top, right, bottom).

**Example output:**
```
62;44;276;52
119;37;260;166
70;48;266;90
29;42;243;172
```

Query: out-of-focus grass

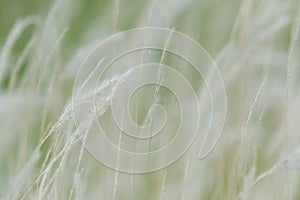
0;0;300;199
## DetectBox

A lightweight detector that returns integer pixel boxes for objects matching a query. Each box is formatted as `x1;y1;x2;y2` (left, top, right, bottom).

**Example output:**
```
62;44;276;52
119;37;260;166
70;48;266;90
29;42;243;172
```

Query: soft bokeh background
0;0;300;199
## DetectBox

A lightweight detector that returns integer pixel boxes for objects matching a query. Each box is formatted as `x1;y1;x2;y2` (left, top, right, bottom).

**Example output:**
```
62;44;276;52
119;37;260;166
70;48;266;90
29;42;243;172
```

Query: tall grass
0;0;300;199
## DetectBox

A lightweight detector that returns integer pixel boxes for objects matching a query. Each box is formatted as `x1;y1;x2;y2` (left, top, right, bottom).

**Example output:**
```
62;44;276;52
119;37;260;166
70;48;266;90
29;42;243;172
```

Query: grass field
0;0;300;199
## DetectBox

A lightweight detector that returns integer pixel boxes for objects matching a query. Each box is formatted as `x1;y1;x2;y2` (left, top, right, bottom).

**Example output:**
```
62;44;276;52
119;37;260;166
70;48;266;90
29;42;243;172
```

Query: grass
0;0;300;199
